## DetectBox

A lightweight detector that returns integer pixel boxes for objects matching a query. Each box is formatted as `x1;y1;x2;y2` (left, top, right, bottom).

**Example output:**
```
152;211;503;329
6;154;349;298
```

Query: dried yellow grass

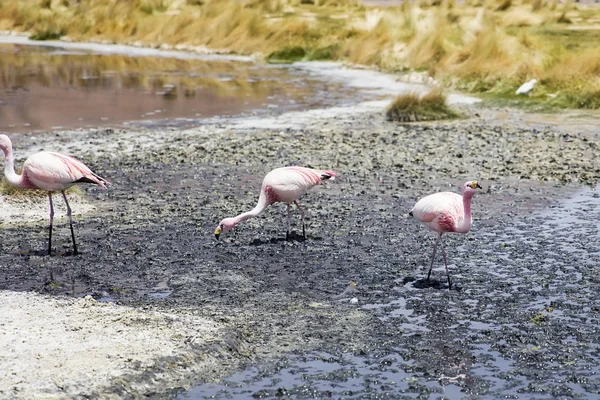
0;178;82;198
386;90;459;121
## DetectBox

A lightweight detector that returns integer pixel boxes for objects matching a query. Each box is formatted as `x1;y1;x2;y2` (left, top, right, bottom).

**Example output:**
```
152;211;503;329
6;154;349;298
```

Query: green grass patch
307;44;340;60
267;46;307;63
561;90;600;109
29;28;64;40
533;27;600;51
140;0;170;15
386;90;460;122
469;75;600;112
478;94;558;112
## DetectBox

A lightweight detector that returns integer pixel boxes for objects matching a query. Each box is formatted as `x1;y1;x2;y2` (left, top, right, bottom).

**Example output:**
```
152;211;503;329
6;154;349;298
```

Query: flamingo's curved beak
214;226;222;240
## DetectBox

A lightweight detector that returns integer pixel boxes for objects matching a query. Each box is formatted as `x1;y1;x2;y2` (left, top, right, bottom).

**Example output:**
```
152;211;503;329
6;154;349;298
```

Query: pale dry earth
0;293;223;399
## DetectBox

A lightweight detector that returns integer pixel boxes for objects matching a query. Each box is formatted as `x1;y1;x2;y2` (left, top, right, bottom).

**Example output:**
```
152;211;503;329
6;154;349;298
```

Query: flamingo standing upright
409;180;482;289
0;134;111;255
214;166;336;240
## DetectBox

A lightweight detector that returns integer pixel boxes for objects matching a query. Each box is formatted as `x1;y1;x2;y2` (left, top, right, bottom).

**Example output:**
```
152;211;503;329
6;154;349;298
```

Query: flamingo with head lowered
0;134;111;255
409;180;482;289
215;166;336;241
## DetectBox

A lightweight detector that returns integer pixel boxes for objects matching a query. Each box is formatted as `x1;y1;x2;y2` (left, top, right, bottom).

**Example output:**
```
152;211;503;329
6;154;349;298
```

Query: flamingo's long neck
456;192;474;233
233;189;270;225
1;147;25;188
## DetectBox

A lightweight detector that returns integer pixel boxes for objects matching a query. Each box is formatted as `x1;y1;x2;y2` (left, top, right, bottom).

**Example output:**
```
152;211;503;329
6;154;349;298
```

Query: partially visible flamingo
215;166;336;240
409;180;482;289
0;134;111;255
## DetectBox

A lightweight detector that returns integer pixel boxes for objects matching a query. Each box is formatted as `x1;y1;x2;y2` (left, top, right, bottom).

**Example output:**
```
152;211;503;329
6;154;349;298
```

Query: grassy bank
1;0;599;108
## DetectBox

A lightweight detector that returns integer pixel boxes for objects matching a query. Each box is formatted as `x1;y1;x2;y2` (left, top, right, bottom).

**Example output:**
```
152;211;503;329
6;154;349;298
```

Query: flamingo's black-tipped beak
214;226;222;240
470;181;482;190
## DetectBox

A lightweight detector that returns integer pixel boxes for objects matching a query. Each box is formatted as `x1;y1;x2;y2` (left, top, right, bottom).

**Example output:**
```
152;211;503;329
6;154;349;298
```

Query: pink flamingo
0;134;111;255
409;180;482;289
215;166;336;240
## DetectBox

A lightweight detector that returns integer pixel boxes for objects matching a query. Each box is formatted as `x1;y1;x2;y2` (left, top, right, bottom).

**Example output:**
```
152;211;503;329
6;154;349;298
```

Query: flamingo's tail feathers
77;173;112;189
409;211;414;217
320;170;337;181
94;174;112;189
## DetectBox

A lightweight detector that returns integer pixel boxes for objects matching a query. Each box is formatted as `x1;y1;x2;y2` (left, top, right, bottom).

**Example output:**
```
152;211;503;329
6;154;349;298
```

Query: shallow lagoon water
0;41;370;133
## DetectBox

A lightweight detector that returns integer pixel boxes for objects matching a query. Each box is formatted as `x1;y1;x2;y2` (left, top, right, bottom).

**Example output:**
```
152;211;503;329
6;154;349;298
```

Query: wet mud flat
0;104;599;398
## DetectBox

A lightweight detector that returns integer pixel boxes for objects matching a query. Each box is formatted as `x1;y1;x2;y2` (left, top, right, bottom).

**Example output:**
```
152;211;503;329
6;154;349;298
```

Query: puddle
178;351;416;399
97;295;116;303
361;297;415;320
0;41;371;133
149;290;173;300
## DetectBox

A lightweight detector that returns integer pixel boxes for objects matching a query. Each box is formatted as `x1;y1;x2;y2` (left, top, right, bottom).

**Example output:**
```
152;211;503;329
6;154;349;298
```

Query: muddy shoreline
1;101;599;398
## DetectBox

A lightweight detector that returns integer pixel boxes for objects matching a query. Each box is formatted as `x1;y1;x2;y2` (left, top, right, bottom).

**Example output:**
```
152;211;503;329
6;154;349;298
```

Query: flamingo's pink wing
262;166;335;203
276;167;336;186
411;192;462;223
23;152;109;190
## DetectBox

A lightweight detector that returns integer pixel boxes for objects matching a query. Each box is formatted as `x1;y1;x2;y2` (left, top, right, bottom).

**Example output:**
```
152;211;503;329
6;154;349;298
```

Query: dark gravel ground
1;107;599;398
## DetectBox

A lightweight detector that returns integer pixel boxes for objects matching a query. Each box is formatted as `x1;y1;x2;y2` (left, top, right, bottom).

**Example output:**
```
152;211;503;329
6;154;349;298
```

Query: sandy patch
0;291;222;399
0;193;97;225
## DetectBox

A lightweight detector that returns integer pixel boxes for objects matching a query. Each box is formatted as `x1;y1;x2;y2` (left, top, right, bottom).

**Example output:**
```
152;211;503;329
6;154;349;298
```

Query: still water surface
0;41;365;133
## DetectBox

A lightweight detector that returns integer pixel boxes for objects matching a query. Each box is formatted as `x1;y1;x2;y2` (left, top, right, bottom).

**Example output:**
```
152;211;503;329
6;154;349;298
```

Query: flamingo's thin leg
286;203;292;241
439;236;451;289
293;200;306;239
62;190;78;255
47;192;54;256
426;234;441;282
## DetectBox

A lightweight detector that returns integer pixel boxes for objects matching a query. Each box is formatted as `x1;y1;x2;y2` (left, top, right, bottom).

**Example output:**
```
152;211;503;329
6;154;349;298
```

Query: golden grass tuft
446;20;513;81
0;178;83;198
539;48;600;107
405;10;456;68
386;89;459;122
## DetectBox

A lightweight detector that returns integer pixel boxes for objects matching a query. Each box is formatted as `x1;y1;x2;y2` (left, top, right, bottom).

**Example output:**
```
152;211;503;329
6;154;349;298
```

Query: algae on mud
0;100;599;398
